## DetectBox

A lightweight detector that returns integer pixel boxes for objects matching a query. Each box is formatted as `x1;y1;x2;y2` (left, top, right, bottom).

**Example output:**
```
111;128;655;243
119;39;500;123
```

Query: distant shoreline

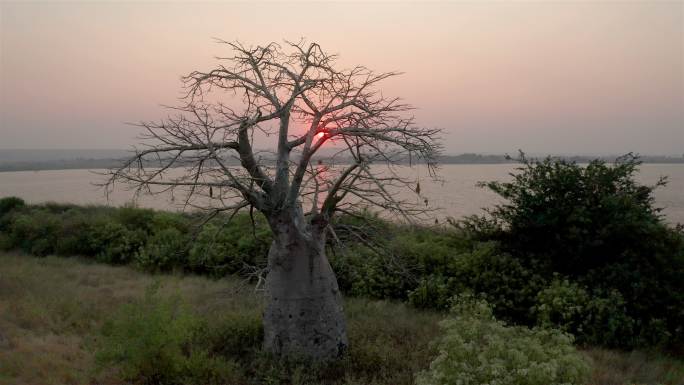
1;154;683;172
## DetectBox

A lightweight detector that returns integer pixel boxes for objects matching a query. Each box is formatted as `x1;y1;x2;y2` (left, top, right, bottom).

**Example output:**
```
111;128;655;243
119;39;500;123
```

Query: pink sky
1;1;682;155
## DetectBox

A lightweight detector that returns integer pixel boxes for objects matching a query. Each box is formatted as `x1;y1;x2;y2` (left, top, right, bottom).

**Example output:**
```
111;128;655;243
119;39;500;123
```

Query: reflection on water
0;164;682;224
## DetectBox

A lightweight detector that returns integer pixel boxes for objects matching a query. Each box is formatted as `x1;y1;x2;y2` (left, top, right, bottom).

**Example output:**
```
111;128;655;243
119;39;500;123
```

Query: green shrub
416;294;590;385
469;154;684;348
7;211;61;256
115;204;156;232
330;222;549;325
409;242;547;324
533;279;636;348
0;199;23;249
331;245;419;300
136;228;190;272
407;274;456;311
477;154;669;275
330;223;466;301
188;218;271;277
53;208;101;256
0;202;275;277
0;196;25;217
96;285;244;385
150;211;191;233
88;220;147;264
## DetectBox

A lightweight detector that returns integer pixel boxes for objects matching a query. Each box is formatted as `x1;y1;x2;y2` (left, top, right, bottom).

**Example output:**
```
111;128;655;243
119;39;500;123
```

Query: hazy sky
1;1;682;155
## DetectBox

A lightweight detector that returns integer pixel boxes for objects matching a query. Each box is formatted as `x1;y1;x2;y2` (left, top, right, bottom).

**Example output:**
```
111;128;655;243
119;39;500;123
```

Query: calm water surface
1;164;682;224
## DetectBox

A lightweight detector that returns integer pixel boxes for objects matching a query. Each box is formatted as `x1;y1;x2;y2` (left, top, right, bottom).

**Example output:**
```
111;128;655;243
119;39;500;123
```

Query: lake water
0;164;682;224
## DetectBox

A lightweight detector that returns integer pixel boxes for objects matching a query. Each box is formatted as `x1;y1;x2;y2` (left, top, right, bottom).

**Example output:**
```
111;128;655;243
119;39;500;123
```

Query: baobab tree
106;40;440;360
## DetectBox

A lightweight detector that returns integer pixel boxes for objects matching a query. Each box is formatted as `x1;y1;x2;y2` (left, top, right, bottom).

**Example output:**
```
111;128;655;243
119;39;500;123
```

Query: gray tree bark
263;210;348;360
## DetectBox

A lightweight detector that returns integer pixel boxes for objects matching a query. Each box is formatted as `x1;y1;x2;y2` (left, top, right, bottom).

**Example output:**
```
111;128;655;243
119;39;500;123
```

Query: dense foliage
458;154;684;349
1;153;683;354
416;295;590;385
477;153;675;276
0;199;272;275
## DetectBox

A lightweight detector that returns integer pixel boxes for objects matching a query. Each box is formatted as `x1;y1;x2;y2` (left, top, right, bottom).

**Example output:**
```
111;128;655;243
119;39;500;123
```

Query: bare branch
107;39;441;230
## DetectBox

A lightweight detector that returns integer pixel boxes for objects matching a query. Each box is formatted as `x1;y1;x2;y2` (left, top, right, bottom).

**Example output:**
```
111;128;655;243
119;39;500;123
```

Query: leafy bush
331;244;419;300
408;242;547;324
53;208;101;256
416;294;590;385
468;154;684;349
0;197;25;249
115;205;156;232
6;211;61;256
476;153;679;276
331;220;551;326
150;211;191;233
407;274;456;311
188;217;271;277
0;202;276;276
0;196;25;217
330;223;466;301
96;285;244;385
533;279;636;348
88;220;147;264
136;228;190;272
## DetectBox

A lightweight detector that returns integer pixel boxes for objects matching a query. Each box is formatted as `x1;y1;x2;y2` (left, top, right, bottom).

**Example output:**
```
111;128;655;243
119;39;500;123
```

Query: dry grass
584;349;684;385
0;252;682;385
0;252;256;385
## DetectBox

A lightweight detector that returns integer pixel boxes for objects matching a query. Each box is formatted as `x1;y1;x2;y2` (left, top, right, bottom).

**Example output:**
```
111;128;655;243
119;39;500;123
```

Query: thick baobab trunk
263;213;348;360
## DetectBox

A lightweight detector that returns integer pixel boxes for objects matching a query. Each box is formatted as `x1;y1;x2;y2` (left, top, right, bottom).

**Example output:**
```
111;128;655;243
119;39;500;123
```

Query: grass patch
584;349;684;385
0;253;682;385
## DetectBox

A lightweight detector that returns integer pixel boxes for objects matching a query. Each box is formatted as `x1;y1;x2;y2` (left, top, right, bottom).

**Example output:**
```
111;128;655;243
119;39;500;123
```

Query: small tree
470;153;684;348
478;153;668;275
106;40;440;360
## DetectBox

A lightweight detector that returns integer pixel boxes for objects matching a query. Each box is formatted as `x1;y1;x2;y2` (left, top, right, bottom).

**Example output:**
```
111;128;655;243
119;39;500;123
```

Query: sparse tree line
2;152;684;173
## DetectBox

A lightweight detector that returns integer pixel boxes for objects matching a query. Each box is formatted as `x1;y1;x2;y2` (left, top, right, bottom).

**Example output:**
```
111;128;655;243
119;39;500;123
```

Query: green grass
0;252;682;385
